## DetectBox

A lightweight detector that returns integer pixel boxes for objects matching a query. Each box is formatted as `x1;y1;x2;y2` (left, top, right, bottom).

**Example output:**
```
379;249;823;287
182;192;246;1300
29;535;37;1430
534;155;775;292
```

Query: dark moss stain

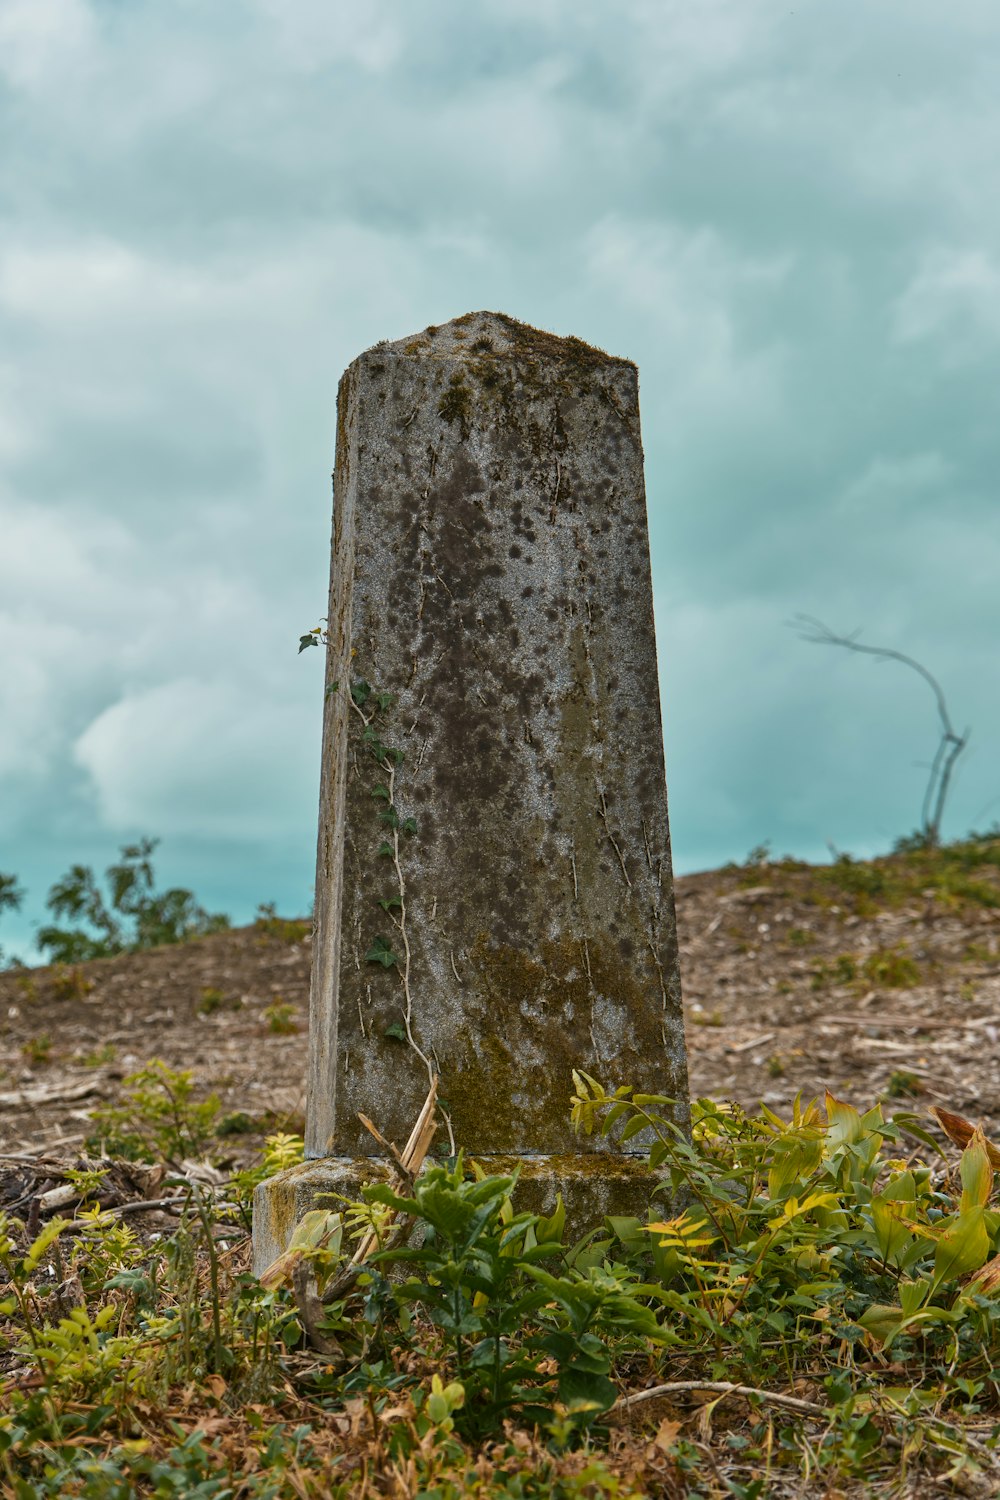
437;374;472;439
434;933;680;1155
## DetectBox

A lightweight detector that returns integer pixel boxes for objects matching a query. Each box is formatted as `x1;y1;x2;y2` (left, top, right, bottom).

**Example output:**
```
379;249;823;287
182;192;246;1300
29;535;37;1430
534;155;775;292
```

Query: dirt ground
1;853;998;1161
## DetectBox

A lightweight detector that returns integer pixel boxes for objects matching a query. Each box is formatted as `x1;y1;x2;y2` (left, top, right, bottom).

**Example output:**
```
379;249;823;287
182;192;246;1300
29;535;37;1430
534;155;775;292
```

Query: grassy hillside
1;838;999;1496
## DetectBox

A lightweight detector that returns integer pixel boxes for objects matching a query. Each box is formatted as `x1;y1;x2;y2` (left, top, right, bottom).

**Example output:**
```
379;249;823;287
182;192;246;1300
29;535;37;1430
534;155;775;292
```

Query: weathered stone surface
304;311;688;1159
251;1155;664;1277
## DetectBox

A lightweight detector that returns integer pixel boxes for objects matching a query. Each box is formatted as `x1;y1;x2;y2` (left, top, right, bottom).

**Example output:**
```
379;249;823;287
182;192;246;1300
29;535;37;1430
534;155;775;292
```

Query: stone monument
253;311;689;1272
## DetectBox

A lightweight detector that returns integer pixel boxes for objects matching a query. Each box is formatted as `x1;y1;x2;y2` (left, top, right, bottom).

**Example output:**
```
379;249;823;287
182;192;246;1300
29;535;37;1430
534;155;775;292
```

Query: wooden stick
611;1379;826;1419
349;1076;438;1267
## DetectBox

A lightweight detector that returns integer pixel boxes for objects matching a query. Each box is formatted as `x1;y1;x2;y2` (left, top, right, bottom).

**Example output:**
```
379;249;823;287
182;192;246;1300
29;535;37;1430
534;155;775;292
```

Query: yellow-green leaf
870;1196;916;1268
825;1092;863;1148
959;1127;994;1211
933;1207;990;1289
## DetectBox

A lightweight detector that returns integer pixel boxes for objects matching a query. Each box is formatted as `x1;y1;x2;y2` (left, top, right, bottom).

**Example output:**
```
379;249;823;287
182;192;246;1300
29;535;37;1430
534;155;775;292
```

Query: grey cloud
1;0;999;958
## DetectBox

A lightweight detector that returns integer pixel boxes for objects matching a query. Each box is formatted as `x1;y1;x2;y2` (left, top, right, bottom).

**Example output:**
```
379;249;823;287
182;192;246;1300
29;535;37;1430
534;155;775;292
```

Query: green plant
280;1154;664;1438
231;1131;305;1210
86;1059;221;1165
572;1071;1000;1381
886;1070;923;1099
37;837;229;963
301;637;438;1100
7;1066;1000;1494
810;953;857;989
965;941;996;963
255;903;311;944
264;998;298;1035
862;945;921;988
50;964;94;1001
21;1033;52;1066
79;1042;117;1067
0;869;24;968
14;972;38;1004
197;986;229;1016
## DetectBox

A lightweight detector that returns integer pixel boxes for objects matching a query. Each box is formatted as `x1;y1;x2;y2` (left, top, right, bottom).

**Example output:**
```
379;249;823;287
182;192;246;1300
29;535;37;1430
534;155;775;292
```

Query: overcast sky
2;0;999;958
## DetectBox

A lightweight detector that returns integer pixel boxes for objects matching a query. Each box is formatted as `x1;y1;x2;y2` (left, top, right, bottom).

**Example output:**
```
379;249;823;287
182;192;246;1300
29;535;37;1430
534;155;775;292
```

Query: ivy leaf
377;842;394;859
386;747;405;767
298;635;318;654
351;680;372;707
365;936;399;968
383;1022;407;1043
371;785;392;802
379;896;402;912
379;808;400;830
401;817;418;837
325;680;340;698
375;692;394;713
363;727;388;761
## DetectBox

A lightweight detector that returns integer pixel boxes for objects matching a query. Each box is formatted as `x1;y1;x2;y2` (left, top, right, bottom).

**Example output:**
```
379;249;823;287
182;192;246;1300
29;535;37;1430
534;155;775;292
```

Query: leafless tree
792;615;969;847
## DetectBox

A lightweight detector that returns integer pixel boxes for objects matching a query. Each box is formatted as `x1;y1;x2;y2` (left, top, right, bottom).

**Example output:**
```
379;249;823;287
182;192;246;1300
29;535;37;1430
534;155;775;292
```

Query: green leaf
870;1195;916;1268
899;1277;931;1317
378;842;394;858
379;808;400;830
401;817;418;837
366;935;399;968
825;1092;864;1148
351;680;372;707
933;1207;990;1288
383;1022;407;1042
537;1194;566;1245
24;1217;70;1272
378;896;402;912
371;785;391;802
298;634;318;653
857;1304;904;1342
557;1368;617;1413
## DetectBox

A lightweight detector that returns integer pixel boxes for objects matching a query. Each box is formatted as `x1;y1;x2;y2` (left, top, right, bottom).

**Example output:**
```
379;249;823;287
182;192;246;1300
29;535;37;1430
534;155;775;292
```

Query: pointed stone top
366;310;635;372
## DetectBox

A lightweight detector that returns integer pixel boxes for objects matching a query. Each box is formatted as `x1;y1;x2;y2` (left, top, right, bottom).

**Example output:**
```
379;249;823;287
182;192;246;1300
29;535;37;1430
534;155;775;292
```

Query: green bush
38;838;229;963
86;1059;220;1165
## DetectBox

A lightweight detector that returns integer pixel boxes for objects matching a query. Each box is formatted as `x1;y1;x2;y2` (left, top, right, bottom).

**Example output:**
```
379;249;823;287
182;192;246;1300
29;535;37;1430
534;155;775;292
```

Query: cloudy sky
2;0;999;958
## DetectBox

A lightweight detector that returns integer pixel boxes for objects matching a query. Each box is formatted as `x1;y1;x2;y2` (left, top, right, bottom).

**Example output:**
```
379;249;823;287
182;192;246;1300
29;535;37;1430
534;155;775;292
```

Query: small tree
0;871;24;966
793;615;969;848
38;838;230;963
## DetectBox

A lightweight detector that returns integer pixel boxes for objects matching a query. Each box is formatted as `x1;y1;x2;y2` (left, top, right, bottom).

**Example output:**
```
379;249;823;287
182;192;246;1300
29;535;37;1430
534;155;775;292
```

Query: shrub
86;1059;220;1165
38;838;229;963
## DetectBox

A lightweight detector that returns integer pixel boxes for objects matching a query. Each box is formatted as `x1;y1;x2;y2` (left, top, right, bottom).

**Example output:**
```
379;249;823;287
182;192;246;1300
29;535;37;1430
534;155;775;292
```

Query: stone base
252;1153;664;1278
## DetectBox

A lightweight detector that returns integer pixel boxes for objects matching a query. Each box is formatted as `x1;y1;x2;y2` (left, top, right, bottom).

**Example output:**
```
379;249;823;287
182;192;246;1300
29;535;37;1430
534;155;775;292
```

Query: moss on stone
431;932;679;1155
437;373;472;438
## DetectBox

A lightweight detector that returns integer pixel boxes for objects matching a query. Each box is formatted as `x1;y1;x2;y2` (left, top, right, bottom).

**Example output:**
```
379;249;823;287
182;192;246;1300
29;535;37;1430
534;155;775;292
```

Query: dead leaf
653;1417;683;1452
930;1106;1000;1167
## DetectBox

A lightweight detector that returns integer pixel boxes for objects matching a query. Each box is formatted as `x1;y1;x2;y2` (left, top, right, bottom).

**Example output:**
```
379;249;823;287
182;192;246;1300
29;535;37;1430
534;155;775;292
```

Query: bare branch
791;615;956;739
791;615;969;845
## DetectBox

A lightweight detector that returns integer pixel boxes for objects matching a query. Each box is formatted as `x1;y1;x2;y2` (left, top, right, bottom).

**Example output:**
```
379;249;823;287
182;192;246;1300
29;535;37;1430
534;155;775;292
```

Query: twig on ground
611;1379;826;1419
